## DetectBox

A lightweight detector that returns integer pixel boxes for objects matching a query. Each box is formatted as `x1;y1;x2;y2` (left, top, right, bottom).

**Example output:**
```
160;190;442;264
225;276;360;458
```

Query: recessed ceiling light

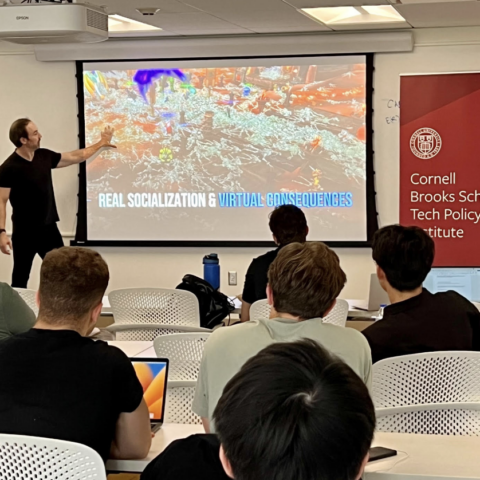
108;14;162;33
301;5;406;26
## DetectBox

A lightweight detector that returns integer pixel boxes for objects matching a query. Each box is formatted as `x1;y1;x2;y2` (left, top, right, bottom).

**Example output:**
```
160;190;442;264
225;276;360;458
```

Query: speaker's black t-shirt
0;149;61;231
141;434;230;480
0;329;143;461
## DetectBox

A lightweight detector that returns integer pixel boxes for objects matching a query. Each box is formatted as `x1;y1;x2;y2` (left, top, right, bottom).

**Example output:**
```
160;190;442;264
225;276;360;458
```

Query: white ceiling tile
88;0;201;14
181;0;326;28
140;12;246;29
250;24;331;32
181;0;286;11
220;12;325;27
394;2;480;28
169;27;254;33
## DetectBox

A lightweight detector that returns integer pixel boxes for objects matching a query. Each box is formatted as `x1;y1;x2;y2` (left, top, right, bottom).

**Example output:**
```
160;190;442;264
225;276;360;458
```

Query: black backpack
176;274;235;329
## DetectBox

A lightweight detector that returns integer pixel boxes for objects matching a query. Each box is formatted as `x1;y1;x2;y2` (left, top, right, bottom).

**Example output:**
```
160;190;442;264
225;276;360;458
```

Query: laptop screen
131;358;169;422
423;268;480;302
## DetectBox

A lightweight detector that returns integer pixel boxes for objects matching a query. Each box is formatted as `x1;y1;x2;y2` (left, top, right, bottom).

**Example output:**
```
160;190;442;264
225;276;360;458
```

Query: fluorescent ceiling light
391;0;470;3
301;5;406;25
108;14;162;33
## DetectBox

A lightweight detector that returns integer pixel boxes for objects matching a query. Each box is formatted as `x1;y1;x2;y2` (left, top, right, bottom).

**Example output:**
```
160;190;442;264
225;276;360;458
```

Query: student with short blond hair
194;241;372;432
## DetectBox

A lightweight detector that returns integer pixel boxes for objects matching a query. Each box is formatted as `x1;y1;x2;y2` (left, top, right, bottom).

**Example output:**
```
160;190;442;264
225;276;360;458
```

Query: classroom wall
2;27;480;297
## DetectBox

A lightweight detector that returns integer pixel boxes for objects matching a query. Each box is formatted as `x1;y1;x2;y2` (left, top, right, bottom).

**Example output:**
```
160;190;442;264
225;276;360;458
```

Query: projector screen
75;55;376;246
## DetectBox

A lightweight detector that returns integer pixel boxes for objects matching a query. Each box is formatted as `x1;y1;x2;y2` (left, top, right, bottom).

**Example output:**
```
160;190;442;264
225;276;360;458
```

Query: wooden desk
106;423;204;473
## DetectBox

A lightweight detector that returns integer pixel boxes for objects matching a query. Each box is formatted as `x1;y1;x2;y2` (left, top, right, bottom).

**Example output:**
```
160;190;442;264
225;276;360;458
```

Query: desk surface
107;341;154;358
106;428;480;476
106;423;204;472
367;432;480;480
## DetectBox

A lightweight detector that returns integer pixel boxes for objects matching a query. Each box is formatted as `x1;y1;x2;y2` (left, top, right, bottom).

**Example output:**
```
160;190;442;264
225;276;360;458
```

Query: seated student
141;339;376;480
194;241;372;431
241;204;308;322
0;282;36;341
0;247;151;461
363;225;480;364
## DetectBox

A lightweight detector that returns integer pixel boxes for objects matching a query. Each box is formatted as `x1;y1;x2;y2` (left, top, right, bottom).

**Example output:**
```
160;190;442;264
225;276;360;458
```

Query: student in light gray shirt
0;282;36;341
193;242;372;432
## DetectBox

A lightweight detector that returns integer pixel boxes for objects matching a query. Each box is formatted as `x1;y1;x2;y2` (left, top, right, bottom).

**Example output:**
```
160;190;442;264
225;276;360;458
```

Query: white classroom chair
106;323;211;341
324;299;348;327
249;299;271;322
0;434;106;479
154;333;211;381
109;288;201;327
373;351;480;435
165;381;202;425
249;298;348;327
13;288;38;316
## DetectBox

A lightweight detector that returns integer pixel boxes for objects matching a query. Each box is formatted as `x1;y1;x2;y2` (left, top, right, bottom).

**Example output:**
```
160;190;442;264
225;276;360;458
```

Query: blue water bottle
203;253;220;290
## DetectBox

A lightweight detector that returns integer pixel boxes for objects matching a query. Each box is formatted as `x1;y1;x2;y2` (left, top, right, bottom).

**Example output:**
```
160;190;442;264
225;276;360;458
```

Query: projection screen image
82;56;368;242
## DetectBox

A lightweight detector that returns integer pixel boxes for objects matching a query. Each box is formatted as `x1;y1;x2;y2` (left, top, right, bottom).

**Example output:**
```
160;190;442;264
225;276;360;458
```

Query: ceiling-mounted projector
0;2;108;44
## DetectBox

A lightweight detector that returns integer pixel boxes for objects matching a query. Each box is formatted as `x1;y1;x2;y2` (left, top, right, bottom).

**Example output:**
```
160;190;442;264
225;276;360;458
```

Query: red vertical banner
400;73;480;266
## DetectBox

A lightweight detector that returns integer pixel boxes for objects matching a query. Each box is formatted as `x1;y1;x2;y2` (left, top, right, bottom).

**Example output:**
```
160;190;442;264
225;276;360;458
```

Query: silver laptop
367;274;390;311
131;357;169;433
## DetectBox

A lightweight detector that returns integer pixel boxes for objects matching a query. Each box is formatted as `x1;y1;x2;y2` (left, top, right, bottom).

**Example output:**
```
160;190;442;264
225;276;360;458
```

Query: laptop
131;358;169;433
423;267;480;302
367;274;390;311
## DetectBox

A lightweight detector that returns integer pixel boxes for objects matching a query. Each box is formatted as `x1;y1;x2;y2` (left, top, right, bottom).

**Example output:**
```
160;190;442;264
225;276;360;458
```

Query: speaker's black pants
11;223;64;288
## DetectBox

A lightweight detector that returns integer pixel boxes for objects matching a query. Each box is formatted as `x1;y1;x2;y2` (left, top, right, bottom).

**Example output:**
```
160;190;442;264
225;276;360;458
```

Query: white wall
2;28;480;297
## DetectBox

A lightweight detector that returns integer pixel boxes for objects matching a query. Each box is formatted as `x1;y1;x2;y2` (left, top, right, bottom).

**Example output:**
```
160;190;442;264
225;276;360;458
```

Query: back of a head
269;205;308;246
372;225;435;291
39;247;109;324
214;339;375;480
9;118;31;148
268;241;346;319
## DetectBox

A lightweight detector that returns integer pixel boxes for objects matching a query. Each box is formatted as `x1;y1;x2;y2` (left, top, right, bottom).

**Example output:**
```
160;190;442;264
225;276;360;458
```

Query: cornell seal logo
410;128;442;160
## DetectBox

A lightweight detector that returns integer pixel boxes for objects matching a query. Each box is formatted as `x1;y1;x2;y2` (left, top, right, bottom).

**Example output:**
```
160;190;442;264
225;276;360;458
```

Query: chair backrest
107;324;210;341
165;381;202;425
249;299;271;322
109;288;200;327
323;299;348;327
13;288;38;316
373;351;480;435
249;298;347;327
373;351;480;409
0;434;106;479
153;333;211;381
375;403;480;436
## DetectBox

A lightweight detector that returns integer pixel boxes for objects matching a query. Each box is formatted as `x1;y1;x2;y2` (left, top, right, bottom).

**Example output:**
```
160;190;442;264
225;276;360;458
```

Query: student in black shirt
363;225;480;363
241;204;308;321
141;339;375;480
0;247;151;462
0;118;115;288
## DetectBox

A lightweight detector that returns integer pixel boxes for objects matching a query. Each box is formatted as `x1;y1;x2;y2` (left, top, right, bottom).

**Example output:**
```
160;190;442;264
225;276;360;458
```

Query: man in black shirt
363;225;480;363
141;339;375;480
0;247;151;461
241;204;308;321
0;118;115;287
